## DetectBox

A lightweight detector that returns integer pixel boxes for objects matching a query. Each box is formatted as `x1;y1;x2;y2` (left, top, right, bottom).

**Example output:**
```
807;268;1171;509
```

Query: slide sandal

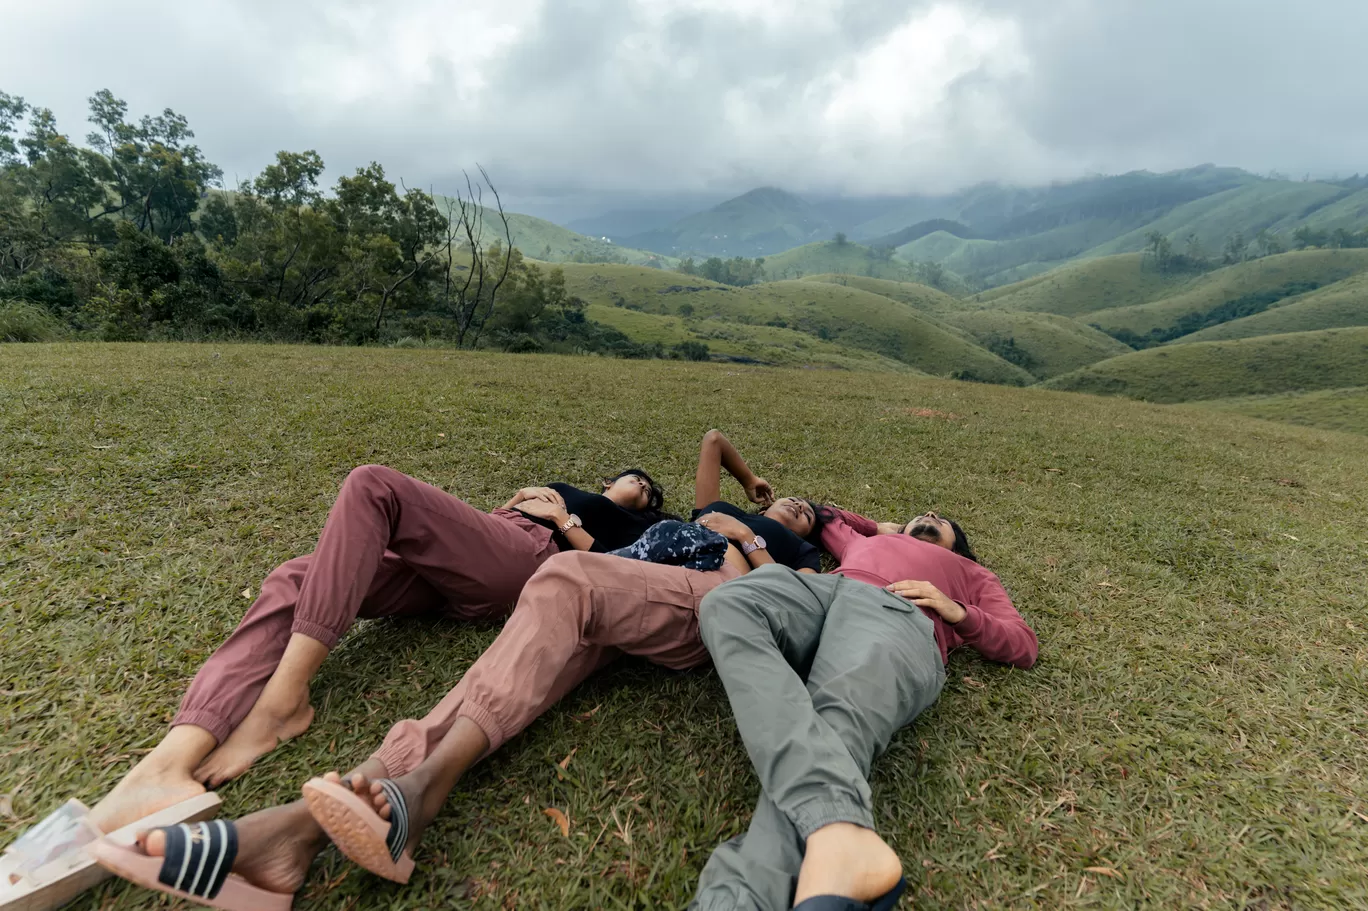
0;792;220;911
793;876;908;911
90;820;291;911
301;777;415;883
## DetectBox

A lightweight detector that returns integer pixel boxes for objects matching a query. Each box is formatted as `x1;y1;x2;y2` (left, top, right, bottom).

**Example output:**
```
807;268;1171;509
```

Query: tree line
1142;224;1368;274
0;88;696;359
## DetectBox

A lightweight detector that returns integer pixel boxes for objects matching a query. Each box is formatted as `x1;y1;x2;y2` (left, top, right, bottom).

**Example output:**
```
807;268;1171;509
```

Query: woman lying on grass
690;508;1037;911
4;461;668;892
88;430;827;910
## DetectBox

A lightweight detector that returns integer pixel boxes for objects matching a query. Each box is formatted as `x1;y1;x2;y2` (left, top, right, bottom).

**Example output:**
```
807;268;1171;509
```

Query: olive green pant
691;565;946;911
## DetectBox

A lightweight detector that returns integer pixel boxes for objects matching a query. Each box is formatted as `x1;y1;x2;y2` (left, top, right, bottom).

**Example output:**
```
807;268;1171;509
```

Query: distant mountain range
556;166;1368;286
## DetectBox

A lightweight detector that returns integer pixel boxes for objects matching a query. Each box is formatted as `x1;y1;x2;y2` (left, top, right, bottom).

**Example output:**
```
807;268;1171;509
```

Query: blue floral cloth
609;520;729;571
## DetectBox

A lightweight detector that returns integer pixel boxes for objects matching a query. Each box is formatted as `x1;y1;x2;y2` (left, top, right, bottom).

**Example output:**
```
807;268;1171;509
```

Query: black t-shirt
691;500;822;573
517;483;657;553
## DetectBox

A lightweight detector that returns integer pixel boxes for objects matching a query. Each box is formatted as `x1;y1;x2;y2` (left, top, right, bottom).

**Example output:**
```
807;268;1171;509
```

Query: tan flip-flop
0;792;220;911
301;777;415;883
90;820;291;911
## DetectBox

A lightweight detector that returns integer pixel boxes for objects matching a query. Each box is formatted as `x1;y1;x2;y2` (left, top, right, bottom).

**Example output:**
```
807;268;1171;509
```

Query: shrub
0;300;64;342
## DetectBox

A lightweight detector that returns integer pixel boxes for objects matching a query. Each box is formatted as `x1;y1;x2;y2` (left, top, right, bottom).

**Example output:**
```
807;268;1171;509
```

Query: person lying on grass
7;462;669;872
87;429;831;909
689;508;1038;911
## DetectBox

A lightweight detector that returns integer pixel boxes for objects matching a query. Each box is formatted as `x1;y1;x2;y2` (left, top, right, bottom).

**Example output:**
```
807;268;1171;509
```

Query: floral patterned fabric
609;520;729;571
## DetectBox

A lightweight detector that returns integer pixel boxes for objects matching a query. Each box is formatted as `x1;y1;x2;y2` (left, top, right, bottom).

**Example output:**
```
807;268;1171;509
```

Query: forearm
710;430;759;487
560;525;596;552
952;603;1039;669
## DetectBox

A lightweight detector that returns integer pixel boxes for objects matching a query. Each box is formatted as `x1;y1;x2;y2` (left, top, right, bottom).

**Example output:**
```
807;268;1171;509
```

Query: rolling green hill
557;264;1032;383
762;241;919;282
581;304;913;372
1178;270;1368;342
433;197;672;267
973;254;1193;317
1197;386;1368;435
1085;249;1368;344
625;187;832;258
942;310;1133;380
799;274;962;314
1042;327;1368;403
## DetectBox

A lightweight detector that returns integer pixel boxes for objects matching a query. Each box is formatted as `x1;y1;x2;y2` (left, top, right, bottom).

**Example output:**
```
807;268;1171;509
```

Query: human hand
696;512;755;544
885;580;966;623
744;477;775;507
514;497;569;525
515;486;565;507
876;522;905;536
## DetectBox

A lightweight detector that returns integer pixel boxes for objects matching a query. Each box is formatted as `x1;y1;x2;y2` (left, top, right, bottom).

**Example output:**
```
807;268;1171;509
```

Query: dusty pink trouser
371;551;742;777
173;465;559;743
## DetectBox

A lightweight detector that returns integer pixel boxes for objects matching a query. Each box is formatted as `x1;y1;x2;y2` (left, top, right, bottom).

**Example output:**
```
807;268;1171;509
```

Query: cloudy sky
4;0;1366;219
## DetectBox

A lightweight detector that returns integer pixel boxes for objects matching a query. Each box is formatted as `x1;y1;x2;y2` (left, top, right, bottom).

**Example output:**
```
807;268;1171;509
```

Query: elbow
1014;631;1040;670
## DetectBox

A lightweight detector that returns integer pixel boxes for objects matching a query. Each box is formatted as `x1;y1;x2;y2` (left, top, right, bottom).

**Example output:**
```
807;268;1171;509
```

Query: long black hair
603;468;672;520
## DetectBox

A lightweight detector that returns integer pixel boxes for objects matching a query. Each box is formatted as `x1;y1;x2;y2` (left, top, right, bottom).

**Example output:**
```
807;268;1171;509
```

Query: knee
341;463;399;497
517;551;596;614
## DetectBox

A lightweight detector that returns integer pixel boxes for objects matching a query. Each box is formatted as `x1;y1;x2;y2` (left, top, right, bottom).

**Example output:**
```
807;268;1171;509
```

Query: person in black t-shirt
504;473;667;554
691;429;824;576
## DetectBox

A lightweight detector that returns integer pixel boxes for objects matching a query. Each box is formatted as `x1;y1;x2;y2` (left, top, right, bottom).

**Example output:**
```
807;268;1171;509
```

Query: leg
192;551;441;787
136;758;392;898
692;795;804;911
197;465;549;785
338;552;739;862
694;572;944;909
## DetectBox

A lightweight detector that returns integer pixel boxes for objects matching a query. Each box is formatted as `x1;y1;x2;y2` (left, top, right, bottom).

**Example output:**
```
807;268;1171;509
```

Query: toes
142;829;168;856
322;770;342;784
349;773;372;796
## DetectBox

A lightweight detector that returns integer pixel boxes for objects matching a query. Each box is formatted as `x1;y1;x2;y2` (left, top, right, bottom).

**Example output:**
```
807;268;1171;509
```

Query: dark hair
604;468;668;518
945;518;978;563
805;500;832;544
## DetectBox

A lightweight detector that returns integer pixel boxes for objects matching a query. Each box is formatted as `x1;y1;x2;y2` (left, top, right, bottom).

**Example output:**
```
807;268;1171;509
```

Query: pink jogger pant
371;550;743;777
173;465;560;743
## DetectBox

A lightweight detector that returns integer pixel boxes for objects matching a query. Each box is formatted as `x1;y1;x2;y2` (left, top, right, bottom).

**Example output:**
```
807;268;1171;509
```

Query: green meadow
3;344;1366;909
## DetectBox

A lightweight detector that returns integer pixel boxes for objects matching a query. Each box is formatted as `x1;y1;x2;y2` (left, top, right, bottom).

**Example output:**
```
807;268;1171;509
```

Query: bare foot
322;768;443;859
141;802;327;896
194;697;314;788
793;822;903;906
88;765;206;835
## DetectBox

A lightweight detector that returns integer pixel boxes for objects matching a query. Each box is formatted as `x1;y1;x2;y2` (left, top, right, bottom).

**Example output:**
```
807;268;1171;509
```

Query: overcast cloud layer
4;0;1367;210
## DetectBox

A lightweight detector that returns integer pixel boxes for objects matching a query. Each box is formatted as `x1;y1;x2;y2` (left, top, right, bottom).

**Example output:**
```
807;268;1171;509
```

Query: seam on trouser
790;793;875;841
289;618;344;649
169;710;233;746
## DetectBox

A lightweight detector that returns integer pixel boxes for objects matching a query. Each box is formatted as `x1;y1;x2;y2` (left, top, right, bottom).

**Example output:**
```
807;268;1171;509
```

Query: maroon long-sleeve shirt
821;508;1038;669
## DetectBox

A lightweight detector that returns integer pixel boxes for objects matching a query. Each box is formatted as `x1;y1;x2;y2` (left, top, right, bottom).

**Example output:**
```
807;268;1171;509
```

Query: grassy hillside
1085;249;1368;343
974;254;1193;316
1085;181;1347;260
1198;386;1368;435
625;187;832;258
1043;327;1368;403
943;310;1133;380
4;344;1366;909
1179;270;1368;342
432;197;672;267
558;264;1032;383
582;304;913;371
763;241;919;282
800;274;962;314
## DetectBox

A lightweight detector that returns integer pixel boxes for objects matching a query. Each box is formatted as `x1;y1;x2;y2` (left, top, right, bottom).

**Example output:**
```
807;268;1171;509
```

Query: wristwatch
741;535;767;556
559;514;583;533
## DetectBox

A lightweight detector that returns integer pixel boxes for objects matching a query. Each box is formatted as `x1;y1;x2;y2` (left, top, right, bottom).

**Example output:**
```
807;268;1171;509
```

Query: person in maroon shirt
690;506;1038;911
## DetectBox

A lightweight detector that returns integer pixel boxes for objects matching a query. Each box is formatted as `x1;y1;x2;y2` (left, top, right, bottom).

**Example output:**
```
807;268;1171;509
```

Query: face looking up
765;497;816;537
603;473;653;510
905;512;955;551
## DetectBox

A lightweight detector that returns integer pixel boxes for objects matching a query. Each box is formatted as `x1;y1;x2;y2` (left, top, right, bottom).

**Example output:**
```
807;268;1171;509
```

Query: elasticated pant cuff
791;794;875;841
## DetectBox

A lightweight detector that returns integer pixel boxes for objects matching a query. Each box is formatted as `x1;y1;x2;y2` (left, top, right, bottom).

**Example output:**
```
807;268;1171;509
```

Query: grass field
1043;327;1368;403
799;275;962;315
1197;386;1368;435
3;344;1367;909
761;242;919;282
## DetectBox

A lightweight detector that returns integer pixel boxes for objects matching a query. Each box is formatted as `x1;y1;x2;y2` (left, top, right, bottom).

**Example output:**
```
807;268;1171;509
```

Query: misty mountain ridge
568;165;1368;285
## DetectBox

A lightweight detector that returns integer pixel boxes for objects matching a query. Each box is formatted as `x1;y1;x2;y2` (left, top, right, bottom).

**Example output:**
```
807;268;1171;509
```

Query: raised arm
818;506;878;562
694;429;774;512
